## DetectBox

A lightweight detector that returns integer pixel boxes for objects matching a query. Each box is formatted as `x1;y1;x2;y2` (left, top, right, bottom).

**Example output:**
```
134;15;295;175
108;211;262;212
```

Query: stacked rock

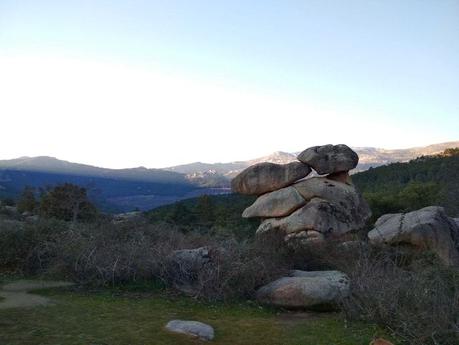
232;144;371;245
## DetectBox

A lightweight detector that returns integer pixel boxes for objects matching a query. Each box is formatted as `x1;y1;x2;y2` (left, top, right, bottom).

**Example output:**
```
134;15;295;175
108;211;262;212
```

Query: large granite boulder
255;178;371;244
165;320;214;341
368;207;459;266
256;270;350;309
257;198;354;241
242;186;306;218
231;161;311;195
297;144;358;175
293;177;370;221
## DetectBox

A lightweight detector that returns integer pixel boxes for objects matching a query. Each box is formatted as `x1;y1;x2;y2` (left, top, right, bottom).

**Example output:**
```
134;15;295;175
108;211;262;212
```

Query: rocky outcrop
165;320;214;341
368;206;459;266
257;196;367;244
256;270;350;309
231;161;311;195
234;145;370;246
297;144;358;175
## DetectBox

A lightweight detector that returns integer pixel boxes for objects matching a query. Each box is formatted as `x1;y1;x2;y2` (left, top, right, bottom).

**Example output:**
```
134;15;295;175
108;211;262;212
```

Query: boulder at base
231;161;311;195
297;144;358;175
368;206;459;267
165;320;215;341
256;270;350;309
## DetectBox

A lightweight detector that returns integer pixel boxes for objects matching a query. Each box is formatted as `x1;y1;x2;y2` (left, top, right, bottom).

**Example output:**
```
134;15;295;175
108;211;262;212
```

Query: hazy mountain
0;156;225;212
1;141;457;212
0;156;188;183
166;141;459;184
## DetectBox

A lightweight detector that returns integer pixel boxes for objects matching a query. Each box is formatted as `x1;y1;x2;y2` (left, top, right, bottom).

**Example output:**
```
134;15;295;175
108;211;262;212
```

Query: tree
39;183;97;222
196;195;215;225
16;186;37;214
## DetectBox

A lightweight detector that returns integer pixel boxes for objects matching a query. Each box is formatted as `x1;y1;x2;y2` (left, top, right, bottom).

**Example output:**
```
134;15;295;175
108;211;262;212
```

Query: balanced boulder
297;144;358;175
231;161;311;195
242;186;306;218
368;206;459;266
256;270;350;309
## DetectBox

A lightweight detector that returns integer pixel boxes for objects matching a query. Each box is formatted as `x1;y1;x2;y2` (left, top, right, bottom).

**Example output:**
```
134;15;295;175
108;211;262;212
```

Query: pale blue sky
0;1;458;168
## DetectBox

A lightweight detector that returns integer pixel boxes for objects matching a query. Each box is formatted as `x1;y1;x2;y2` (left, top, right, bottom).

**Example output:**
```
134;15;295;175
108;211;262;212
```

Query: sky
0;1;458;168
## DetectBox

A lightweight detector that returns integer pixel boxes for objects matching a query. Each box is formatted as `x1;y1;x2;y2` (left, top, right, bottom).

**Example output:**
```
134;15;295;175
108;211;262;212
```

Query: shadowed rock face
256;270;350;309
297;144;358;175
231;161;311;195
252;178;371;244
368;206;459;267
242;186;306;218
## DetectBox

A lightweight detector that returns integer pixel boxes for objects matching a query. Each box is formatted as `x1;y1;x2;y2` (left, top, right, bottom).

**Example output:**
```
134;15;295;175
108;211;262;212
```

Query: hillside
149;150;459;233
0;157;224;212
352;149;459;219
165;141;459;185
1;141;458;212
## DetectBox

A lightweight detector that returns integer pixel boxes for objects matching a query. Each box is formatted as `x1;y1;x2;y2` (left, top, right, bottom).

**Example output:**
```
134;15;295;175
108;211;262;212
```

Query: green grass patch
0;284;397;345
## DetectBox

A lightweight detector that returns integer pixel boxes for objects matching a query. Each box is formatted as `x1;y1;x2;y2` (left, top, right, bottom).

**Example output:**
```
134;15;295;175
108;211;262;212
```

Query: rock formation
368;206;459;266
232;144;371;245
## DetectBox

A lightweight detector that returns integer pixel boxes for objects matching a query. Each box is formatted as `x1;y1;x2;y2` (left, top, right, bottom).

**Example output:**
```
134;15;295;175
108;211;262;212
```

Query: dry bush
295;241;459;345
1;218;287;301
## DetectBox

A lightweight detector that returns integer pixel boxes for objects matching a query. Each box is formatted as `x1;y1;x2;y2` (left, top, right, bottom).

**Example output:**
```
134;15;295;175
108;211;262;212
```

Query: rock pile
232;144;371;245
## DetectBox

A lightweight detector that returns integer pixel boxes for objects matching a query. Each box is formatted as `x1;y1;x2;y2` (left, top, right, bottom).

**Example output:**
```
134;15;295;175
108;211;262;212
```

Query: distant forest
147;148;459;235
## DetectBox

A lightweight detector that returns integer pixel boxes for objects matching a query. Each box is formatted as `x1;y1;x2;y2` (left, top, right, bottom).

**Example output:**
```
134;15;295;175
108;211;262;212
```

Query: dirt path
0;280;74;309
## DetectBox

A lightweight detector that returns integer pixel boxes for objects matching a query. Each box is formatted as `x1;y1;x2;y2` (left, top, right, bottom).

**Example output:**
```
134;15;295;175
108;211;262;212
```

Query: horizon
1;139;459;170
1;1;458;168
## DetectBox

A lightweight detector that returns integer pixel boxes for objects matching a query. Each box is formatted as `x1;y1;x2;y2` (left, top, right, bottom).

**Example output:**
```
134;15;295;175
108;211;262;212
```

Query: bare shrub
281;240;459;345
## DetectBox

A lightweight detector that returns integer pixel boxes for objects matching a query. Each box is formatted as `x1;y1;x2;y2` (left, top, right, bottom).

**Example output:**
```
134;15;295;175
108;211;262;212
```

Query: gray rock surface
297;144;358;175
231;161;311;195
242;186;306;218
171;247;211;268
256;270;350;308
170;247;211;296
368;206;459;266
165;320;214;341
255;178;371;243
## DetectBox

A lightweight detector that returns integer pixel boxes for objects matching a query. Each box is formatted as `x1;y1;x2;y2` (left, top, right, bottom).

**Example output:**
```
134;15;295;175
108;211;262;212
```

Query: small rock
165;320;214;341
297;144;358;175
256;270;350;309
231;161;311;195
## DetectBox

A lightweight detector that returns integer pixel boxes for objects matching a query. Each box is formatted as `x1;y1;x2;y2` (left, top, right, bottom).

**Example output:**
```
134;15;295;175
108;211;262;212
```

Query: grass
0;283;397;345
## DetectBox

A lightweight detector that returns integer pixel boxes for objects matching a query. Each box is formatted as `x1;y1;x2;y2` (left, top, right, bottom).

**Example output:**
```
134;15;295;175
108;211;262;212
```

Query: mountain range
1;141;458;212
165;141;459;183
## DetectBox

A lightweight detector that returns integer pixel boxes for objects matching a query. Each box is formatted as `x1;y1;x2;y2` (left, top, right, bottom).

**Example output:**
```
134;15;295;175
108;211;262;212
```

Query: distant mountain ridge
1;141;458;212
165;141;459;180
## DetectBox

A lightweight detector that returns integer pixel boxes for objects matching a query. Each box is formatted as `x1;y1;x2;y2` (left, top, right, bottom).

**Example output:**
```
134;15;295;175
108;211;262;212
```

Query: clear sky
0;1;458;168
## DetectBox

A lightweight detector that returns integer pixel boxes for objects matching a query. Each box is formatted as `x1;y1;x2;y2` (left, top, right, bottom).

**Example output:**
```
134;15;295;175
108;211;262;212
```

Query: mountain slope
0;157;223;212
165;141;459;185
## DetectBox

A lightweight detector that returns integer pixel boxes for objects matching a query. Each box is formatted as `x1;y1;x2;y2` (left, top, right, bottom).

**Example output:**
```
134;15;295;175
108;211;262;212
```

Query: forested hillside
148;149;459;232
353;148;459;219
